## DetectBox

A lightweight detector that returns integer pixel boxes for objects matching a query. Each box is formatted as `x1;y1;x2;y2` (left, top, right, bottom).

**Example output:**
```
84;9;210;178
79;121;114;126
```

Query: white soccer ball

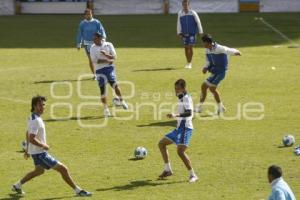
21;140;27;151
112;97;122;106
134;147;147;159
282;135;295;147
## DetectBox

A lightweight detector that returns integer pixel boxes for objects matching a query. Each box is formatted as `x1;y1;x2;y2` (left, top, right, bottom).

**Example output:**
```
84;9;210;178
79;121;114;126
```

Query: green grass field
0;13;300;200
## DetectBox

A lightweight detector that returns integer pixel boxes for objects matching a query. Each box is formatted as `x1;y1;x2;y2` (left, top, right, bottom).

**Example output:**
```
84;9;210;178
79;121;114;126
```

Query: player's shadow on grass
0;193;24;200
137;120;176;128
132;67;176;72
44;116;105;122
96;179;185;192
33;78;91;84
38;196;75;200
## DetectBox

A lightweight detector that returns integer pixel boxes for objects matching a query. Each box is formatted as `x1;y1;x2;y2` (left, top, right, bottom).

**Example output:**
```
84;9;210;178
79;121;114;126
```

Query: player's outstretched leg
88;56;96;80
100;85;111;117
209;86;225;115
53;163;92;197
184;45;193;69
195;82;208;113
177;145;198;183
111;82;128;110
158;138;174;179
12;166;45;194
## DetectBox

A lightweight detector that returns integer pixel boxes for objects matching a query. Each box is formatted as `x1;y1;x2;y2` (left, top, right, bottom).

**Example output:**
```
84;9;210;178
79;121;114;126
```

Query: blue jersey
177;9;203;36
76;18;106;47
204;43;239;74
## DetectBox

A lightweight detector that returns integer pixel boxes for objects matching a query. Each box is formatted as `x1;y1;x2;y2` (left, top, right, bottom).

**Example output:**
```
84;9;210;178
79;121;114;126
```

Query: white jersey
27;113;46;155
90;42;117;71
177;93;193;129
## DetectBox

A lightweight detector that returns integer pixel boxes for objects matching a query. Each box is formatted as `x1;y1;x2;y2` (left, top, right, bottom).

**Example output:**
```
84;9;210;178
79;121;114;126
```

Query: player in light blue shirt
267;165;296;200
76;9;107;79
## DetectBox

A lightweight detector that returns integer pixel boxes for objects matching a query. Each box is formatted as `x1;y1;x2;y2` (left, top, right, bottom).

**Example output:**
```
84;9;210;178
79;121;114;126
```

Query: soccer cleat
189;175;199;183
158;170;173;179
12;184;25;194
121;101;128;110
104;108;111;118
76;189;92;197
217;105;226;115
185;63;192;69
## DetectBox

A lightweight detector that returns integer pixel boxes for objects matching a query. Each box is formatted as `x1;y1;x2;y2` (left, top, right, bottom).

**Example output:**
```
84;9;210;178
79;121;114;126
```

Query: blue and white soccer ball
134;147;147;159
282;135;295;147
21;140;27;151
112;97;122;106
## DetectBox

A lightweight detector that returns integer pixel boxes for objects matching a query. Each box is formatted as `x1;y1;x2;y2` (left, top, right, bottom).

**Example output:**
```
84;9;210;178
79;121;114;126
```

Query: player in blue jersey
158;79;198;183
177;0;203;69
195;34;241;114
76;9;107;79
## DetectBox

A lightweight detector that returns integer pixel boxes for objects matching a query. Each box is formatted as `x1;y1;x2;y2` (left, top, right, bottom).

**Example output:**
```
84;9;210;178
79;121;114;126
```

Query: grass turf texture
0;13;300;199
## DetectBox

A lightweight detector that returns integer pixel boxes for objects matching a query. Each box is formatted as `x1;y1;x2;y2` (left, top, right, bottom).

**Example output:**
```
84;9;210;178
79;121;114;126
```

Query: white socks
74;186;82;194
164;163;172;172
217;102;224;109
14;181;22;189
189;169;196;177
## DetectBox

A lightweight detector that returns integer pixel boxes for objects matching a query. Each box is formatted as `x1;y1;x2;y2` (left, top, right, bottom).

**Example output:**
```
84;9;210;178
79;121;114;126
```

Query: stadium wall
260;0;300;12
0;0;15;15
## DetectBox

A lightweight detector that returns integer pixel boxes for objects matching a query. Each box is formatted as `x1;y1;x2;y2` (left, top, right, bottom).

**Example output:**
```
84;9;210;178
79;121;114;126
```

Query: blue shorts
182;35;196;46
95;66;117;87
165;126;193;146
206;72;226;87
31;152;59;170
84;45;92;55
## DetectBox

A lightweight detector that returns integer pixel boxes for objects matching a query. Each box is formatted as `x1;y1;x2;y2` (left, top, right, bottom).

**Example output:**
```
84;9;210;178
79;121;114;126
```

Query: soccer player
195;34;241;114
267;165;296;200
158;79;198;182
76;8;107;79
90;32;128;117
177;0;203;69
12;95;91;197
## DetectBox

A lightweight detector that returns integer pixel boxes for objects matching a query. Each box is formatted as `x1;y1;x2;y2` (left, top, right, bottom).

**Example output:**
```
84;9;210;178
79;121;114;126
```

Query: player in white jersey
158;79;198;182
12;96;91;197
90;32;128;117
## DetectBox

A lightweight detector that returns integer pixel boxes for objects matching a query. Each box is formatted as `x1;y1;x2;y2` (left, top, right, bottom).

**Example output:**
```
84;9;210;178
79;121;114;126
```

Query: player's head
84;9;93;20
202;34;214;49
174;79;186;97
182;0;190;11
31;95;47;114
268;165;282;183
94;32;103;45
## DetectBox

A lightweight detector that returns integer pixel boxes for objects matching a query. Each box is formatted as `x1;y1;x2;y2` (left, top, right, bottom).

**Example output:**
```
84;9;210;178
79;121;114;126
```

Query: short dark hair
268;165;282;179
175;79;186;89
202;34;214;44
31;95;46;112
94;31;103;38
84;8;92;15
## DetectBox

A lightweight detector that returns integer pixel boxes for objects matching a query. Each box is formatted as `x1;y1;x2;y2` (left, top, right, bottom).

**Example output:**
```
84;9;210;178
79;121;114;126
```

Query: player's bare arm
100;50;115;60
28;134;49;150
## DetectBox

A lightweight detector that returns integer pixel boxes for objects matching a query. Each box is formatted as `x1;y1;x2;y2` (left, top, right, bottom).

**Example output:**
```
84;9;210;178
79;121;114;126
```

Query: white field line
0;96;28;104
255;17;300;48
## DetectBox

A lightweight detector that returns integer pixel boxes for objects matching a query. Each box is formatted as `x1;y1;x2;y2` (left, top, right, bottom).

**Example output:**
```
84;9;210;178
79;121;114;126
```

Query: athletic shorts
206;72;226;87
165;126;193;146
31;152;59;170
95;66;117;87
182;35;196;46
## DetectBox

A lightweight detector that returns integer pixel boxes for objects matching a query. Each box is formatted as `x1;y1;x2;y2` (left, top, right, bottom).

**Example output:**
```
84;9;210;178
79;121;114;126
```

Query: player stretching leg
76;9;107;80
12;96;91;197
195;34;241;114
158;79;198;182
177;0;203;69
90;32;128;117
